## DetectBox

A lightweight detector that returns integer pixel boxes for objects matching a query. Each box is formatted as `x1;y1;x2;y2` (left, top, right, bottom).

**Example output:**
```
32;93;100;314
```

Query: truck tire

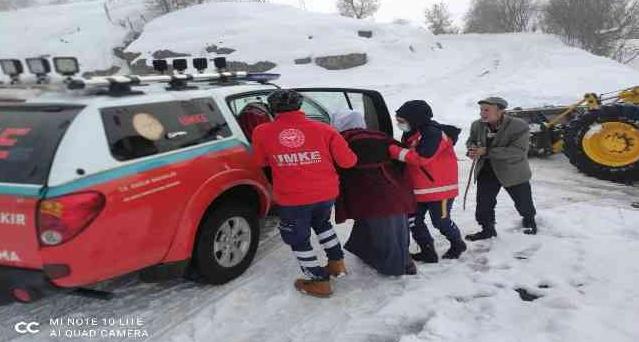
563;104;639;183
193;203;260;285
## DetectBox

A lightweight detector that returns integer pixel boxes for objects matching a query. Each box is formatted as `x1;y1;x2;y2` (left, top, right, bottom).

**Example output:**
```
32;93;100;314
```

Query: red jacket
389;131;459;202
251;110;357;206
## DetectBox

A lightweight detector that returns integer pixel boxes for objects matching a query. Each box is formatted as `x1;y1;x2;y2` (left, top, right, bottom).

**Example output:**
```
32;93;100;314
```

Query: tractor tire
562;104;639;183
193;203;260;285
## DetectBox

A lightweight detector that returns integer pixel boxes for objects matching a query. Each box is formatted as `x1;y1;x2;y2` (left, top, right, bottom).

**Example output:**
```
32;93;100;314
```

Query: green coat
466;115;532;187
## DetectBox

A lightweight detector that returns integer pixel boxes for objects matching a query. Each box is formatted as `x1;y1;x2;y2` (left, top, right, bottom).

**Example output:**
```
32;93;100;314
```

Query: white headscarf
331;109;366;132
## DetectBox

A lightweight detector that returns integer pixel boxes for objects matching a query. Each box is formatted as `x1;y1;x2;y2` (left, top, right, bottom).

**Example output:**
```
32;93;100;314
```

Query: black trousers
475;164;536;227
409;199;462;247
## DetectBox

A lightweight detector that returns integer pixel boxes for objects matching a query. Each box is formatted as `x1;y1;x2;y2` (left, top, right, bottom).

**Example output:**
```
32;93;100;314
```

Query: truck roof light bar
0;59;24;84
172;59;188;74
53;57;79;77
26;57;52;84
152;59;168;74
66;72;280;91
213;57;227;70
193;58;208;73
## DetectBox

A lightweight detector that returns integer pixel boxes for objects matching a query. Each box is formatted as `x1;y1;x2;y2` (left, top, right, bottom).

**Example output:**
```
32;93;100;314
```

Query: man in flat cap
465;97;538;240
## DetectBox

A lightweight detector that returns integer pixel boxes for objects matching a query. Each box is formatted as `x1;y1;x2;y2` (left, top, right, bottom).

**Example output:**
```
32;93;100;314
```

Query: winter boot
294;278;332;298
442;239;467;259
411;243;438;263
523;217;537;235
465;225;497;241
405;261;417;275
326;259;347;278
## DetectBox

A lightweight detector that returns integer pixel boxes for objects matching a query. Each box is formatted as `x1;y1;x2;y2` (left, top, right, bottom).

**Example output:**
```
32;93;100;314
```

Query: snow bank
125;2;436;69
0;0;145;74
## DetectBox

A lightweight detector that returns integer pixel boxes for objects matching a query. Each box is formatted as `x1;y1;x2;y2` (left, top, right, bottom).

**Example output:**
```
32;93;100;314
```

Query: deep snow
1;2;638;342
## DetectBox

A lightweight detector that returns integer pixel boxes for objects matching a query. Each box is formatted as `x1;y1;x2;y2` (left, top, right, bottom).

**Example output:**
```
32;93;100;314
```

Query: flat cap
478;96;508;109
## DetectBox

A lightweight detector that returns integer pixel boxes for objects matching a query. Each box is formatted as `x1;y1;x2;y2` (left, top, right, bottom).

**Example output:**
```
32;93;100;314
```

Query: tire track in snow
0;223;284;342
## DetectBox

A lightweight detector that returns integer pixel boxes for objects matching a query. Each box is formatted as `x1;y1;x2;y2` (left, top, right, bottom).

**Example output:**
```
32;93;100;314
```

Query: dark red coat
335;129;416;223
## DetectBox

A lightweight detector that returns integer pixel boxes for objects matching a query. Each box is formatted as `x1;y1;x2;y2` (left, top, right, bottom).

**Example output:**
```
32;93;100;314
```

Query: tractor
507;86;639;183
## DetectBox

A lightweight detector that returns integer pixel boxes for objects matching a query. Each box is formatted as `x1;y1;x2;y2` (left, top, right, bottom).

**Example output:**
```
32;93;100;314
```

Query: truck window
101;98;231;161
228;92;331;123
0;106;81;184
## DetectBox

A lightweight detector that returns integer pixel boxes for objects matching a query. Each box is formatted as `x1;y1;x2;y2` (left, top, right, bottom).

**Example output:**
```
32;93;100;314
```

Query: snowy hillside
1;2;639;342
0;0;146;74
125;2;436;68
124;2;638;118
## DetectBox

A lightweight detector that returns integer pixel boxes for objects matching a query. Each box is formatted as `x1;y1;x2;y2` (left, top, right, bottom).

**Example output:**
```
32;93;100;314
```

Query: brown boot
294;279;332;298
326;259;347;278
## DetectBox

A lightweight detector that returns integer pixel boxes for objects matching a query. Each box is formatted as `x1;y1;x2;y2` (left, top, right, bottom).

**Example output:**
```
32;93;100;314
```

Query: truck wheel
563;105;639;183
193;203;260;285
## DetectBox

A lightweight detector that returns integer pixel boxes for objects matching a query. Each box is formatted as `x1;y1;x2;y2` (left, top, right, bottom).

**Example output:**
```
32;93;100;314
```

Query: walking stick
463;157;478;211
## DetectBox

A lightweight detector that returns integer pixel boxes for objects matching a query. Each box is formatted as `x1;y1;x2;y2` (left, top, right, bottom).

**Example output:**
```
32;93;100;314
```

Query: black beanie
396;100;433;128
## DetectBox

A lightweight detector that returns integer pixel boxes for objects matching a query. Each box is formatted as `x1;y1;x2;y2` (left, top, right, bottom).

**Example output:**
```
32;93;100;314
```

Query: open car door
293;88;394;136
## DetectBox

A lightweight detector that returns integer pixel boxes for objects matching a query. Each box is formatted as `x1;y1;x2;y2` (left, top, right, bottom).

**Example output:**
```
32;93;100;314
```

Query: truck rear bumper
0;265;57;303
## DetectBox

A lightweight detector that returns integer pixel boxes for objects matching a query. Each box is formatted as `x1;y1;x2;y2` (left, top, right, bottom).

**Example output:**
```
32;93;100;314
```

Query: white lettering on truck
0;212;26;226
0;250;21;262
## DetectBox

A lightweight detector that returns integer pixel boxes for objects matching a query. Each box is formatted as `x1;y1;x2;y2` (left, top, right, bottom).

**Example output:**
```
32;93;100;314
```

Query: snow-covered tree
424;2;458;35
336;0;380;19
465;0;535;33
543;0;639;63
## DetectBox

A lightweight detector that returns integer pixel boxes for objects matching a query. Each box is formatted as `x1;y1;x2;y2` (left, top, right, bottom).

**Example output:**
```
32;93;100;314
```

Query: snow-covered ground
1;2;639;342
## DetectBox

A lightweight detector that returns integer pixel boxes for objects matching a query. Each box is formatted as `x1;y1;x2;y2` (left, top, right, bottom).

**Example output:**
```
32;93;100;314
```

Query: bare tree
465;0;535;33
425;2;458;35
336;0;380;19
465;0;501;33
613;41;639;64
543;0;639;62
0;0;35;11
501;0;534;32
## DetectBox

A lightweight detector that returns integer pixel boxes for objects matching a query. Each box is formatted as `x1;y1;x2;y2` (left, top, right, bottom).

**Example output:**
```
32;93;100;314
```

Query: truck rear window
0;106;81;184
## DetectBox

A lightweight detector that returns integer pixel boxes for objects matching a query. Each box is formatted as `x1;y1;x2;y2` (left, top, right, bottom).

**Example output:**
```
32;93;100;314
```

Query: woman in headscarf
331;109;417;276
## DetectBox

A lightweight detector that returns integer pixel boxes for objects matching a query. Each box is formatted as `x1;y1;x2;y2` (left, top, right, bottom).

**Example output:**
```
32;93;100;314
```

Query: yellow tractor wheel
581;122;639;167
563;105;639;183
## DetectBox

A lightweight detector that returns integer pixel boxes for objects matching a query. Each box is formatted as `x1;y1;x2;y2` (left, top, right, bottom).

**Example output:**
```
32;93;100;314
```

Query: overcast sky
270;0;472;26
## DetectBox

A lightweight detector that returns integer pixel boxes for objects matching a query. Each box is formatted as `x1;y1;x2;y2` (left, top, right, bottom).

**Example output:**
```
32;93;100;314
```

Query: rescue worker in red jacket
251;89;358;298
388;100;467;262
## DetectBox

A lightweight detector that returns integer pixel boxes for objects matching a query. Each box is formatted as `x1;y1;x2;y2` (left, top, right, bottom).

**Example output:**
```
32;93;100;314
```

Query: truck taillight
37;192;105;246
